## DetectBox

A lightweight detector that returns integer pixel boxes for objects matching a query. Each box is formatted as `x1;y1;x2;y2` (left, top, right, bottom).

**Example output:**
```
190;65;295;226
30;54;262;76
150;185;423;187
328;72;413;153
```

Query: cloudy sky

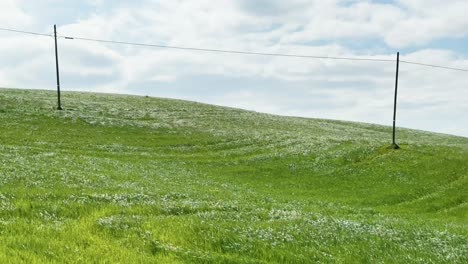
1;0;467;137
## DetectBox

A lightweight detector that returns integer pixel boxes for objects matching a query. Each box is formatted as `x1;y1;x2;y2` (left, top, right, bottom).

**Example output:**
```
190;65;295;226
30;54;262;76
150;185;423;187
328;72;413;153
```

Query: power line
56;35;468;72
0;27;52;37
2;26;468;71
400;60;468;72
57;35;394;62
1;26;392;62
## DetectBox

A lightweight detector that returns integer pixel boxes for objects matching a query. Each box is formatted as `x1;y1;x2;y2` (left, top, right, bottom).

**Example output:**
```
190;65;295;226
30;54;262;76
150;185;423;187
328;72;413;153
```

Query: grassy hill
0;88;467;263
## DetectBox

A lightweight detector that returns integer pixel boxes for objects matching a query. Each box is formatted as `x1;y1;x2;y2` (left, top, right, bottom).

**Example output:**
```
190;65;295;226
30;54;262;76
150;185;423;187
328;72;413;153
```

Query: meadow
0;88;467;263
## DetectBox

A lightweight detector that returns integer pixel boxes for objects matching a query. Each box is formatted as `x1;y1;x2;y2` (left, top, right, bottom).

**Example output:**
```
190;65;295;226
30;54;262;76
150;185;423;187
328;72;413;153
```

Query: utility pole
391;52;400;149
54;24;62;110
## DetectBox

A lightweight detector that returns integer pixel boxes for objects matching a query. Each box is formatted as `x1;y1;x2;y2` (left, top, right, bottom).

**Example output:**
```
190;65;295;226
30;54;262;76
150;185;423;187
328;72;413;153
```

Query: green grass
0;88;467;263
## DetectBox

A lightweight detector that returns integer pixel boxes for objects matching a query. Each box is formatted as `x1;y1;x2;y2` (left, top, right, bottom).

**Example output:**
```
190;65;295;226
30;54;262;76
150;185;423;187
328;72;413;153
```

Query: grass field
0;88;467;263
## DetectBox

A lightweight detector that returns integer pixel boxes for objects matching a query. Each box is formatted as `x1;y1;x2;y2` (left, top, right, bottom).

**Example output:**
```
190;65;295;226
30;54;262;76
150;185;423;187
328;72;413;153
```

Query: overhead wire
57;34;395;62
400;60;468;72
0;27;52;37
1;26;468;72
0;27;398;63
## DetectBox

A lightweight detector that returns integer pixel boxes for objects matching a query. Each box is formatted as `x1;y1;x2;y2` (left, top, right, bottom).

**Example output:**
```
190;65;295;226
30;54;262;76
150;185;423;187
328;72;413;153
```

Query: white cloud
386;0;468;47
0;0;31;27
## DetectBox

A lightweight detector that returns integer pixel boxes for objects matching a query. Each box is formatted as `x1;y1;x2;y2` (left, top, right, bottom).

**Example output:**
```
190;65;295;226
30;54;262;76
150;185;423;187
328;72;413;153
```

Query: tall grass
0;88;467;263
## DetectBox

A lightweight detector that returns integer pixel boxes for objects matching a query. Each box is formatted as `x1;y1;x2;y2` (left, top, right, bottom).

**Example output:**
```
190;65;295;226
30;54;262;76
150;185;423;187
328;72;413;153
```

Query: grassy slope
0;88;467;263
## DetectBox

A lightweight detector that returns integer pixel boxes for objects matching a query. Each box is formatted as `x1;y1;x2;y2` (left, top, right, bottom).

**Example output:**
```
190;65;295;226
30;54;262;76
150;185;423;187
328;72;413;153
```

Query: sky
0;0;467;137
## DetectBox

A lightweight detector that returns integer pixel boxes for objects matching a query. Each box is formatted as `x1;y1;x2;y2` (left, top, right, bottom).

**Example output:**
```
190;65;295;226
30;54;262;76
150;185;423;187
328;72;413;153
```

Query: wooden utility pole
54;24;62;110
391;52;400;149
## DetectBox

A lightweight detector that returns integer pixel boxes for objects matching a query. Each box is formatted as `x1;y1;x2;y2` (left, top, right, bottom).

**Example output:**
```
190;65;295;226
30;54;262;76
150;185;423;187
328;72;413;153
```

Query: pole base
389;143;400;149
57;106;63;110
